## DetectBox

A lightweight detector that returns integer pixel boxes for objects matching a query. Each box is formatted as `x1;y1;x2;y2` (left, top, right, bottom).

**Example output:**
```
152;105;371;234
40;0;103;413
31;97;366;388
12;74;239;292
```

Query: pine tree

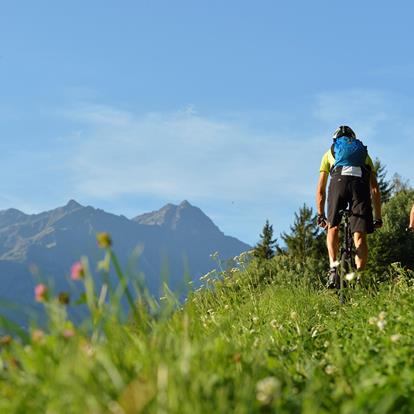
391;173;411;195
373;158;393;202
253;220;278;260
281;204;325;262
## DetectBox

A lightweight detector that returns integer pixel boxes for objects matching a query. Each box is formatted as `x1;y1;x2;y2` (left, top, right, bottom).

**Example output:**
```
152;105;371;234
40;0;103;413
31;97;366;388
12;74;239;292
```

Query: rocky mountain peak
133;200;221;234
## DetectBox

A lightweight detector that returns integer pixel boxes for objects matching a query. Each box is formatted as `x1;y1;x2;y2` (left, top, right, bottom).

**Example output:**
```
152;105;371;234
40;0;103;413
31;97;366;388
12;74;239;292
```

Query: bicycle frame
338;207;356;303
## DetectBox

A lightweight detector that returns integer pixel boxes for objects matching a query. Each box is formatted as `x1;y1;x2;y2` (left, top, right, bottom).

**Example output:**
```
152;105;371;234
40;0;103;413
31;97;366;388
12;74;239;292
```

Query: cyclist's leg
353;231;368;269
349;176;373;271
327;174;347;265
327;226;340;266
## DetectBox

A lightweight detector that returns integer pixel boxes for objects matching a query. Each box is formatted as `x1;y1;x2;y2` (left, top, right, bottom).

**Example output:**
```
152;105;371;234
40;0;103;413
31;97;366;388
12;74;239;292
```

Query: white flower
377;319;387;330
345;272;355;281
378;311;386;321
325;365;336;375
368;317;378;325
390;334;401;343
270;320;278;329
252;316;259;324
256;377;281;405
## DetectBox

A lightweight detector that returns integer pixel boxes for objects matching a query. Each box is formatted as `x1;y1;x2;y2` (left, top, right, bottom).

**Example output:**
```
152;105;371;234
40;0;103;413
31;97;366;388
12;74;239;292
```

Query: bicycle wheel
338;251;352;304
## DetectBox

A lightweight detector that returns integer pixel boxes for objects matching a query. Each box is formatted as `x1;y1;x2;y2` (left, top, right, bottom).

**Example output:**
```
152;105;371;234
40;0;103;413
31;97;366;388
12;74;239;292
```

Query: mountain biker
316;125;382;288
409;204;414;231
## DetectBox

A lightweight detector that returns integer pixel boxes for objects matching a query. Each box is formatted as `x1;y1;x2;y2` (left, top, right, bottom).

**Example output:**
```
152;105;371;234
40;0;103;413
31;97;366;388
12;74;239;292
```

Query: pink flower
71;261;85;280
35;284;48;302
62;328;75;339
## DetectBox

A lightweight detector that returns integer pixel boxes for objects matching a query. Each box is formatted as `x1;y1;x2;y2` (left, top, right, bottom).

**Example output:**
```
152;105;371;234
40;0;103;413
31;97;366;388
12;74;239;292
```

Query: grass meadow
0;238;413;413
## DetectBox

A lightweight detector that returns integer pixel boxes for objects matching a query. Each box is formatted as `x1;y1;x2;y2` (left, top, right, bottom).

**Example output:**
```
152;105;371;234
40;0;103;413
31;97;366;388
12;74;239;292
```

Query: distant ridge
0;200;250;323
133;200;222;235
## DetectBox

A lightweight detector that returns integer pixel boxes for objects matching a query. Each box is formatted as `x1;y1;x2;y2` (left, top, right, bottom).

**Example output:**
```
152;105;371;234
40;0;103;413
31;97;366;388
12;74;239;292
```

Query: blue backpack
331;136;368;169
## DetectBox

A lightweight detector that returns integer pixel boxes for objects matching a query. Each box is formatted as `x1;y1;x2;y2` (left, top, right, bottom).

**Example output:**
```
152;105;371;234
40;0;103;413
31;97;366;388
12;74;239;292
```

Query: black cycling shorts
327;172;374;234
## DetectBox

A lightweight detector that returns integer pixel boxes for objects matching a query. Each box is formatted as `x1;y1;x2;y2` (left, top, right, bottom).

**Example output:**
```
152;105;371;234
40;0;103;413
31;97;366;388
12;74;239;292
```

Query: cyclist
316;125;382;288
409;203;414;231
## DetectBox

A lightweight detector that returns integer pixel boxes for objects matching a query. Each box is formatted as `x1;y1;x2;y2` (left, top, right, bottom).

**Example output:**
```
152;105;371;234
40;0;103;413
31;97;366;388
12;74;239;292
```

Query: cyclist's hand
373;218;383;229
317;214;327;229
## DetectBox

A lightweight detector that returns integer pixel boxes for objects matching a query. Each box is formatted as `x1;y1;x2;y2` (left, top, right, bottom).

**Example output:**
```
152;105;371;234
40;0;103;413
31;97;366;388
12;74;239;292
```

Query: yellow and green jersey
319;150;376;174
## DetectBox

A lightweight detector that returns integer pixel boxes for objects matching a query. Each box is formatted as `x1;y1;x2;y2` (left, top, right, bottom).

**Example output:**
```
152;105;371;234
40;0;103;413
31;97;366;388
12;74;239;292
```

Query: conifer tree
253;220;278;260
373;158;393;202
281;204;325;261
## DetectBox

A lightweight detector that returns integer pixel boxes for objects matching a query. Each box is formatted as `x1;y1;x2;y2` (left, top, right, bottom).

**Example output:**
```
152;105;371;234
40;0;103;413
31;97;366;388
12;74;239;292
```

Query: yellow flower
96;232;112;248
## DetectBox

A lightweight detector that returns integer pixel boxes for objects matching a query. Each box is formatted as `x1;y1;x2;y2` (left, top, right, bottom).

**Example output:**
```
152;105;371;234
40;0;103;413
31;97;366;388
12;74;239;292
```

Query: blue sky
0;1;413;245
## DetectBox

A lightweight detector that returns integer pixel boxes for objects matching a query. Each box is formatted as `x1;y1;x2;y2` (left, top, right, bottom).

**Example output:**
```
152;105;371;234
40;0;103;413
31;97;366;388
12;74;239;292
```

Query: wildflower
0;335;12;346
224;304;230;310
35;284;48;302
325;364;336;375
290;311;298;320
323;341;330;348
378;311;386;321
368;316;377;325
345;272;356;281
270;319;278;329
62;328;75;339
390;334;401;343
256;376;281;405
58;292;70;305
31;329;45;343
80;340;95;357
377;319;386;331
96;232;112;248
70;261;85;280
252;316;259;324
230;268;239;273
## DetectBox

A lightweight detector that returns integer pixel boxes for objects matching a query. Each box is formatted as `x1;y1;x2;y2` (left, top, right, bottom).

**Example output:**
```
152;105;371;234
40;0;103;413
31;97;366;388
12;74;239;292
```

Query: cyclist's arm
409;204;414;229
370;172;382;221
316;172;328;216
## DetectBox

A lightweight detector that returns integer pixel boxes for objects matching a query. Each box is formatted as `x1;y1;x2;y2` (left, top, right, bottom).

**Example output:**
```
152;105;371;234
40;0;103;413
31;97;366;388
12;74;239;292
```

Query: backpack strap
329;141;336;174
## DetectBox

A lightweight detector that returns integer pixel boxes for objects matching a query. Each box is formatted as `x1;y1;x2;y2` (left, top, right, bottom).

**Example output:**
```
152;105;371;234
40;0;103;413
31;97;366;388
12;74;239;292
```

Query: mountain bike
336;207;356;304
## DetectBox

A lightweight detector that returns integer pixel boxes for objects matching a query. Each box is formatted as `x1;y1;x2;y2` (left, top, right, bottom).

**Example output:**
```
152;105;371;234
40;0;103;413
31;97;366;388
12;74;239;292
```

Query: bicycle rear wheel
338;251;353;304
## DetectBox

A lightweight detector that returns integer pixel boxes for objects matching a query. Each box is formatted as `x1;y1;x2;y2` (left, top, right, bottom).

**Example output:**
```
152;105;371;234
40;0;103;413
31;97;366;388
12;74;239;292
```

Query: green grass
1;246;414;413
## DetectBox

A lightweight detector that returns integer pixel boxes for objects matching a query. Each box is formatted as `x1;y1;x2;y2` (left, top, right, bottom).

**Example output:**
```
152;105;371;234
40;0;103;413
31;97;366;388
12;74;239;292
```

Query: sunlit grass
0;238;413;413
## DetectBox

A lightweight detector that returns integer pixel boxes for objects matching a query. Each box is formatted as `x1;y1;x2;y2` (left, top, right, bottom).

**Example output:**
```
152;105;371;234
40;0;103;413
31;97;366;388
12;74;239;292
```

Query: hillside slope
0;252;412;413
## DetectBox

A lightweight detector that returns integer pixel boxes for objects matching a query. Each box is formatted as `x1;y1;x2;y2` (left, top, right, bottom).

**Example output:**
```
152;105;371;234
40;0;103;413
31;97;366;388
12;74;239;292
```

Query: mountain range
0;200;250;323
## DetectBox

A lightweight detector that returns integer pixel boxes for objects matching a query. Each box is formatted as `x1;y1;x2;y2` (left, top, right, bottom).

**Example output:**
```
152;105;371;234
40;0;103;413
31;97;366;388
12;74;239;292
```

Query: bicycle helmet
332;125;356;139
